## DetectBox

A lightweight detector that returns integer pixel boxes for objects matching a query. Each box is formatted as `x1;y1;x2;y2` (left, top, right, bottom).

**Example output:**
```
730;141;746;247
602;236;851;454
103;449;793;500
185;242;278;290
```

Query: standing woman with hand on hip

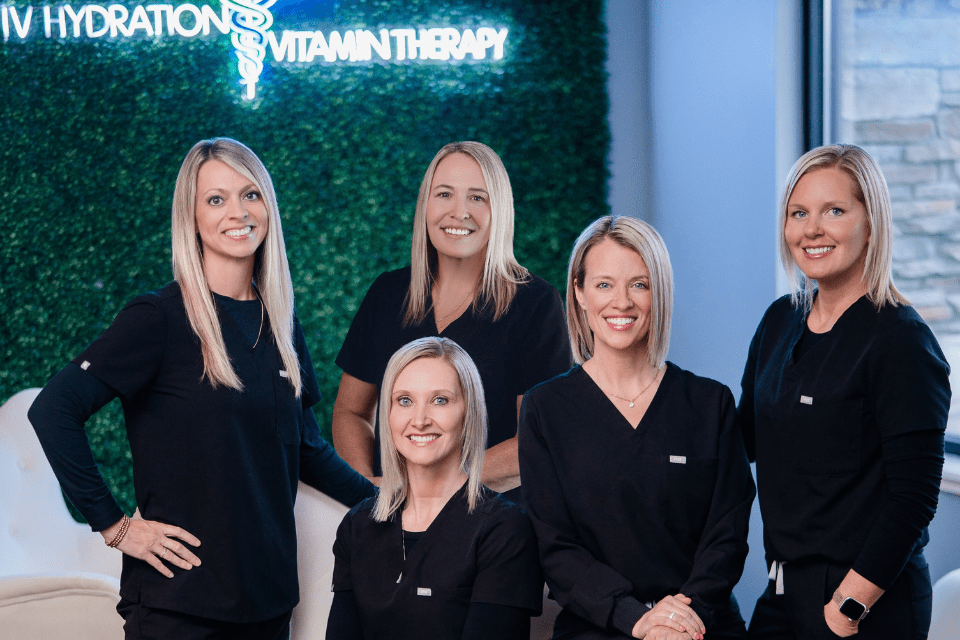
333;141;571;502
520;216;755;640
28;137;374;639
740;144;951;639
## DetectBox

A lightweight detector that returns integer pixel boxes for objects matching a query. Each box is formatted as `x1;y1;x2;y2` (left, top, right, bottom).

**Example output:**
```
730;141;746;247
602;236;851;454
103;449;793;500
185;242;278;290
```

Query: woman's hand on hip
103;516;202;578
632;594;705;639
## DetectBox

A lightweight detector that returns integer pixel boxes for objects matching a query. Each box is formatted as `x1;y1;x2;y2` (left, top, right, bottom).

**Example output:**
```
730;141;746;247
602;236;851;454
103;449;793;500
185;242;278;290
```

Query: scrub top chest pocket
273;365;302;445
784;390;862;477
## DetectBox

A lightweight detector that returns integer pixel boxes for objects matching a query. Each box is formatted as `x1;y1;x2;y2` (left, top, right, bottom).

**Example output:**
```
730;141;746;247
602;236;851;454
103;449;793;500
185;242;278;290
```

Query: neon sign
1;3;509;100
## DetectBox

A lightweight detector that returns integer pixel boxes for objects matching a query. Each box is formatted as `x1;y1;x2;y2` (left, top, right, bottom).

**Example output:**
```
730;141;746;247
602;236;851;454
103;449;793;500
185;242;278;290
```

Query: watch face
839;597;866;621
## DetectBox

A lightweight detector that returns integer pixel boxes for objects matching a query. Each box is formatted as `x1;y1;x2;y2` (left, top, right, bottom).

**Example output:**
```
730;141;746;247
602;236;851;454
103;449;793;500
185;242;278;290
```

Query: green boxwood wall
0;0;609;520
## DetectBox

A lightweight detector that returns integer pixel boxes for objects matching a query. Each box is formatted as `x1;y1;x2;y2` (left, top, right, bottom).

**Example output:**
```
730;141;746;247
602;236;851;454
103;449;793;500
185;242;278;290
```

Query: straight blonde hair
404;141;528;325
374;337;487;522
171;137;302;396
567;216;673;368
779;144;908;310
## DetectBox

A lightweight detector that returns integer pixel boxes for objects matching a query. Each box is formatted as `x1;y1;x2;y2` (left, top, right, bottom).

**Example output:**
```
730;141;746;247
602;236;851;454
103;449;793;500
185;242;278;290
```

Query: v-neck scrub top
329;485;543;639
49;282;371;622
519;363;756;635
738;294;950;590
336;267;572;477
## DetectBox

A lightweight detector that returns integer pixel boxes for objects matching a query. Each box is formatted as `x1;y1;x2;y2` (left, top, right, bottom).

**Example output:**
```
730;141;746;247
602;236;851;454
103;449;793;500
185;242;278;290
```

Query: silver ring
669;612;675;620
159;547;168;560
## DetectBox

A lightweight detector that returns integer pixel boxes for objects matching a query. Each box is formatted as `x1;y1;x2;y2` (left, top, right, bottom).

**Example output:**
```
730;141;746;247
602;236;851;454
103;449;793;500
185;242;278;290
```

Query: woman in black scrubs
333;141;571;501
28;138;374;639
519;216;755;640
327;336;543;639
740;144;951;639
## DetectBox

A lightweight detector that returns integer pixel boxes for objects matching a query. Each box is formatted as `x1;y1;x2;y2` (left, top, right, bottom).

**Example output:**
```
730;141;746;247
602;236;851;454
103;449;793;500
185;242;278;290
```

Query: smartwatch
832;590;869;622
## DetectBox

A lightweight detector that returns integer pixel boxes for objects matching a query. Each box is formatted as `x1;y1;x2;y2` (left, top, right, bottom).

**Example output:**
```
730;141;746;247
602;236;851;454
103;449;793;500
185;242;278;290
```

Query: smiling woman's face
575;238;653;359
194;159;267;274
784;167;870;293
389;357;466;474
425;153;492;266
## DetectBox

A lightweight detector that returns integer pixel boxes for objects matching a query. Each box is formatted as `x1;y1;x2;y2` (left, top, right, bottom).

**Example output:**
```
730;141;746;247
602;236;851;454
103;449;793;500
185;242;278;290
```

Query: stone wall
834;0;960;427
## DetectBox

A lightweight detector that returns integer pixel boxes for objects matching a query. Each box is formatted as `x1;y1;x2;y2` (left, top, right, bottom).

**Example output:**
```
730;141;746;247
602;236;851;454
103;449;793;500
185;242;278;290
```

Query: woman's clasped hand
633;595;706;640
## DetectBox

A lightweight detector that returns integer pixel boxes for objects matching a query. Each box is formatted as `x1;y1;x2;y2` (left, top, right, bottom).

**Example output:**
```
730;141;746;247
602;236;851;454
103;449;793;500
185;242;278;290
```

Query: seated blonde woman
327;337;543;639
520;216;755;640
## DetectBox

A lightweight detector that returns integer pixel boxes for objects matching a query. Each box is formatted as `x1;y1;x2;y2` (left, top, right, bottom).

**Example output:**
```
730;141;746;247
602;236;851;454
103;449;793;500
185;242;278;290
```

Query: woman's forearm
331;372;379;480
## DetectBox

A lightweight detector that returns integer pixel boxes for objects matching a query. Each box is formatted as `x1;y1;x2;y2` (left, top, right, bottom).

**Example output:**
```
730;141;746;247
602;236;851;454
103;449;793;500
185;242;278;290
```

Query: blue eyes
396;396;449;406
791;207;844;219
596;282;647;290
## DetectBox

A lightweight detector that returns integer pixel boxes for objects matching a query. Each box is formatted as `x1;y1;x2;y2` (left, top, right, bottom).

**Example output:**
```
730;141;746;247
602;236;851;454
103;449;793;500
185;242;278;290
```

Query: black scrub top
519;363;755;634
739;294;951;590
71;282;324;622
331;484;543;639
336;267;572;483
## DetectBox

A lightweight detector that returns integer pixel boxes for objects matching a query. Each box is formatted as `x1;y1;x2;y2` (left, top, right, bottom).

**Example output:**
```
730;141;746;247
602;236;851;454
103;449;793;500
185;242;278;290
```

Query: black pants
117;598;292;640
747;551;932;640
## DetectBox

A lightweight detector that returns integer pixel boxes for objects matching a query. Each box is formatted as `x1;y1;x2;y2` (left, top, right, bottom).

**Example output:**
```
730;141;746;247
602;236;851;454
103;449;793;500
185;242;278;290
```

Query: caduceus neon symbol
228;0;275;100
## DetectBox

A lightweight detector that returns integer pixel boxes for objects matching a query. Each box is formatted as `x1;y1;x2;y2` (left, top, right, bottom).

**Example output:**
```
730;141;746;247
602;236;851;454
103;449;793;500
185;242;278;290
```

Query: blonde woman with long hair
327;337;542;639
333;141;571;502
29;137;374;639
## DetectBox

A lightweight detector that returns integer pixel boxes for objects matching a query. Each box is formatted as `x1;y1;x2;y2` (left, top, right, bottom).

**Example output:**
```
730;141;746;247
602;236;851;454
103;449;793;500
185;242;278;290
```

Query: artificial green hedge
1;0;609;521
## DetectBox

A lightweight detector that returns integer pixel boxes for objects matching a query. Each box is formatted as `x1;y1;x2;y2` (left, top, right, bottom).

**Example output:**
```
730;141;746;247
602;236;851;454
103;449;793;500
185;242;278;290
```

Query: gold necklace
435;287;474;325
602;366;662;408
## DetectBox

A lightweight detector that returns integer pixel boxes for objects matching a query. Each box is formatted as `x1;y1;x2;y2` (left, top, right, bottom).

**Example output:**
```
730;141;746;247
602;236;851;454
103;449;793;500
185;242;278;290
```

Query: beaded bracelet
106;514;131;548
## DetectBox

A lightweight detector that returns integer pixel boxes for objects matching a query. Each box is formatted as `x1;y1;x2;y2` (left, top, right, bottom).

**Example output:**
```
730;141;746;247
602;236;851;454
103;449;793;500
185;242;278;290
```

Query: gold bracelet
106;514;130;548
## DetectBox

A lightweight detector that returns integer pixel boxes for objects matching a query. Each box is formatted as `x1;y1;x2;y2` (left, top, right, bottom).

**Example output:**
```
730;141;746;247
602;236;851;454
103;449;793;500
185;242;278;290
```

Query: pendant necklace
251;286;264;349
397;516;406;584
603;365;662;408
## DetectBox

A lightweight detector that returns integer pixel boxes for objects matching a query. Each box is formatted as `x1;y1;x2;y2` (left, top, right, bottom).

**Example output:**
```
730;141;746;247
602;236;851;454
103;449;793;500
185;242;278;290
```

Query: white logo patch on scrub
417;587;432;596
800;395;813;405
279;370;289;378
669;456;686;464
81;361;91;370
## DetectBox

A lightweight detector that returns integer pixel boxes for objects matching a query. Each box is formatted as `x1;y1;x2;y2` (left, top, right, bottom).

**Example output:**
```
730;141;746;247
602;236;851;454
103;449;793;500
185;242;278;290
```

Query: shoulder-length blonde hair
171;137;302;396
404;141;528;325
373;337;487;522
779;143;908;310
567;216;673;368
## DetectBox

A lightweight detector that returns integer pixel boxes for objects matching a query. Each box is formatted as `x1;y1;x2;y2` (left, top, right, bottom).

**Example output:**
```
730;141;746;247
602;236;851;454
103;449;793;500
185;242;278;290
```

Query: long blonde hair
373;338;487;522
779;144;908;310
171;137;302;396
404;141;528;325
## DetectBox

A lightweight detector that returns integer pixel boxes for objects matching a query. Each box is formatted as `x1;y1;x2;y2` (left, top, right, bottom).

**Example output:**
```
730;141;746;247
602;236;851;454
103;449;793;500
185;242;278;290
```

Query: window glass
830;0;960;437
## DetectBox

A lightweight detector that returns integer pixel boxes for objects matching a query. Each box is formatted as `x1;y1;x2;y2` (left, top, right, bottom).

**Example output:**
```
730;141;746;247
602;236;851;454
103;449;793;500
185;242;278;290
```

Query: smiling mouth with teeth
224;226;253;238
409;434;439;443
606;317;636;326
804;246;833;255
443;228;472;236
